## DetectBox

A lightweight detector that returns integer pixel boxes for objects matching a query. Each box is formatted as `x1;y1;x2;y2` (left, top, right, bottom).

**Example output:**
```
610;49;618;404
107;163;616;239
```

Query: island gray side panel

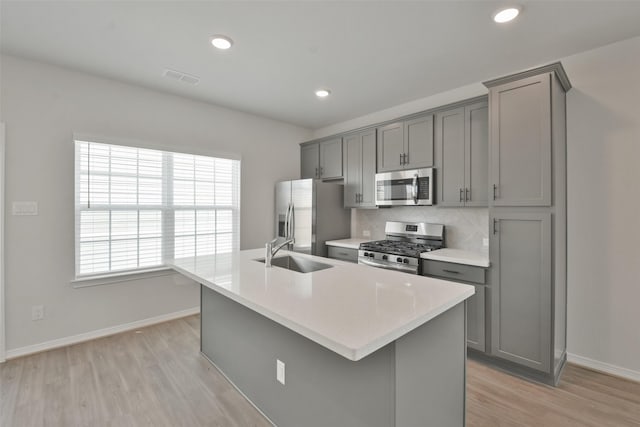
201;285;395;427
395;302;466;427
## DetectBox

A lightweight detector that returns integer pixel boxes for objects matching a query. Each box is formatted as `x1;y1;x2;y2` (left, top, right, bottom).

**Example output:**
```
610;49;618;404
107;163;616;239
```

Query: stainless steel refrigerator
274;179;351;257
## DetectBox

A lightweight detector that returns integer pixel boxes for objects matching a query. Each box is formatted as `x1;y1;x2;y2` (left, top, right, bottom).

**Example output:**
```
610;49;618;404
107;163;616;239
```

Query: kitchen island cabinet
170;249;474;427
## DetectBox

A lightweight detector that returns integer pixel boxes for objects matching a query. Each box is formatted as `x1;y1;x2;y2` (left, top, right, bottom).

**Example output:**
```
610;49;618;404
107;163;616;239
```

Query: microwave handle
412;173;418;204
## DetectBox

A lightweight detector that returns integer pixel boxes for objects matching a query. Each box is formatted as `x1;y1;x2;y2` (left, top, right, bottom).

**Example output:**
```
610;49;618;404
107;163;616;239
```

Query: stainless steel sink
255;255;333;273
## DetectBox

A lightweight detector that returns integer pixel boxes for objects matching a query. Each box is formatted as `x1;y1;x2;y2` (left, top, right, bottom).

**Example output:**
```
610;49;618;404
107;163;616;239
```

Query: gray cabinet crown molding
300;95;488;147
483;62;572;92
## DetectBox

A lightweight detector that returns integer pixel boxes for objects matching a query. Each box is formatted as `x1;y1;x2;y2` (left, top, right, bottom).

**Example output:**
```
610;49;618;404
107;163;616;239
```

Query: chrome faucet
265;237;294;267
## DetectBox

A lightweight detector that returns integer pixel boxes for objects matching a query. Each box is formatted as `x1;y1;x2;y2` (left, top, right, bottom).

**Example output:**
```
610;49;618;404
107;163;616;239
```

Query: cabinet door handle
465;188;470;202
320;166;324;177
404;153;408;165
399;153;403;165
459;188;464;202
492;184;498;200
442;269;461;275
493;218;498;234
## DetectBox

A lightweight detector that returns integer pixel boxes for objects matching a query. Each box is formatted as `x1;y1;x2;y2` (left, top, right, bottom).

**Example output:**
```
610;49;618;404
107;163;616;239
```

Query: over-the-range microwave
375;167;434;206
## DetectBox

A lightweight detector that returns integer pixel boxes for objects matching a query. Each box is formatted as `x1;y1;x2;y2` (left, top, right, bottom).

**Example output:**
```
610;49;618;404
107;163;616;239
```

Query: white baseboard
567;352;640;383
4;307;200;361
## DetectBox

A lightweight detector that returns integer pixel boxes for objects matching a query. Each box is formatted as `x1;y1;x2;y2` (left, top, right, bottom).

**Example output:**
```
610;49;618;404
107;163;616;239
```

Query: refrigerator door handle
289;204;295;242
285;203;292;239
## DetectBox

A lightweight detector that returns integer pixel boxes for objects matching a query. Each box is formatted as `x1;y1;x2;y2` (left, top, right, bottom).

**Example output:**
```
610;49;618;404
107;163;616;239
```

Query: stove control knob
403;258;409;264
369;253;375;258
396;257;402;263
363;252;369;257
382;255;388;260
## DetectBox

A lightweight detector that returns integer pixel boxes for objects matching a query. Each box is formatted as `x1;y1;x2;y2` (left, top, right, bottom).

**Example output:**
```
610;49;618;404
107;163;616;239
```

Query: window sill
71;267;177;288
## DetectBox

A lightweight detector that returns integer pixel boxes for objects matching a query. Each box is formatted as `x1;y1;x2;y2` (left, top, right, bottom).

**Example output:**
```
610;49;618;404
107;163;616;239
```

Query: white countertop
325;238;370;250
421;248;490;268
170;249;474;361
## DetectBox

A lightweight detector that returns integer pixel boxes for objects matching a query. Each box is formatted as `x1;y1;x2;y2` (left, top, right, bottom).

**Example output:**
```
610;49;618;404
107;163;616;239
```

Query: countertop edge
170;260;474;361
170;262;360;360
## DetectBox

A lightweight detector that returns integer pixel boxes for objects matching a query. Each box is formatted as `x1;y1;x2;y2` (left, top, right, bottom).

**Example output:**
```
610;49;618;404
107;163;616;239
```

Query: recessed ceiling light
493;7;521;23
211;35;233;50
315;89;331;98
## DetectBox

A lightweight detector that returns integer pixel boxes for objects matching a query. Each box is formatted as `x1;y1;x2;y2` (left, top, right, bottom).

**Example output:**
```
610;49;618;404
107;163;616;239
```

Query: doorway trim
0;122;5;362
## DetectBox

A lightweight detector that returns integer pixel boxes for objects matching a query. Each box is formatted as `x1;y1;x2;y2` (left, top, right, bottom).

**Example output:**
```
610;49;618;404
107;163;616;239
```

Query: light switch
12;201;38;216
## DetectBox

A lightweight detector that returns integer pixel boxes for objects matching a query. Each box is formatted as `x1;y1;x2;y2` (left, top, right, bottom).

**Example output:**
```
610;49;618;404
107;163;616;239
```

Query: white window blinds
74;140;240;278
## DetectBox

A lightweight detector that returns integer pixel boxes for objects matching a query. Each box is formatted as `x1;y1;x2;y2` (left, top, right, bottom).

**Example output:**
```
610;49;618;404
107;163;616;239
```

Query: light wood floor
1;315;639;427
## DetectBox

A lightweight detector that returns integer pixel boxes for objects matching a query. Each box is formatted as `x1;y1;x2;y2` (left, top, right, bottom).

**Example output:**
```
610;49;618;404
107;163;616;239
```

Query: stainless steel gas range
358;221;445;275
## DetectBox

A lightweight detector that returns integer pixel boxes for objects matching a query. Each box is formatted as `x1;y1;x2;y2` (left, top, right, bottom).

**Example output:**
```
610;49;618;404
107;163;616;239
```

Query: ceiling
2;1;640;129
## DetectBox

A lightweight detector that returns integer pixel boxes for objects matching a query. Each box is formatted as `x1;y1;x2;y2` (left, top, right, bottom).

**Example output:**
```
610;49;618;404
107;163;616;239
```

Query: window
74;139;240;278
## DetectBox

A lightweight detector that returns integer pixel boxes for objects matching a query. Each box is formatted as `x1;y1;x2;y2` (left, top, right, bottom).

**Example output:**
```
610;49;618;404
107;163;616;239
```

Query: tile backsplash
352;206;489;253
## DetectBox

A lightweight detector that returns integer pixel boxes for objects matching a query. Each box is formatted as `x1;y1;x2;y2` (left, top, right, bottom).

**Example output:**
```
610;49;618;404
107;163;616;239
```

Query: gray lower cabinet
377;114;433;173
489;74;552;207
466;285;486;352
300;138;343;180
327;246;358;263
422;259;487;352
490;211;552;372
435;100;488;207
344;129;377;208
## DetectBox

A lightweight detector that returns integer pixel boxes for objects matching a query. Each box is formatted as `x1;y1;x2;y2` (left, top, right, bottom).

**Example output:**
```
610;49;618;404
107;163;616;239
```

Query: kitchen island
170;248;474;427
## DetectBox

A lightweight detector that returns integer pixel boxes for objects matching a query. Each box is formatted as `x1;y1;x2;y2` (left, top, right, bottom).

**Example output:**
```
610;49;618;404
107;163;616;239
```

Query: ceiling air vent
163;68;200;86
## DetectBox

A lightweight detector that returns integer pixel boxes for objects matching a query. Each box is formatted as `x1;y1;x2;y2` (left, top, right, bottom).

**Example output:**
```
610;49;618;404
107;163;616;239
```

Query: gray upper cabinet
377;115;434;173
300;138;343;180
319;138;343;180
404;115;434;169
435;107;465;207
465;102;489;206
490;211;552;372
344;129;377;208
436;101;488;207
376;122;404;172
489;74;552;206
301;143;319;179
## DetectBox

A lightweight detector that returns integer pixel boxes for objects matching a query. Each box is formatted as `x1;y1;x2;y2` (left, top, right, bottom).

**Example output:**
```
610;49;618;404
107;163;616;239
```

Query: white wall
314;36;640;379
0;55;311;352
563;36;640;378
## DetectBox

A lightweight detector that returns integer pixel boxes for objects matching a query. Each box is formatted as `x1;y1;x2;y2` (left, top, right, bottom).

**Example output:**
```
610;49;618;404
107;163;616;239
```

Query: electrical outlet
31;305;44;321
362;230;371;238
276;359;285;385
482;238;489;247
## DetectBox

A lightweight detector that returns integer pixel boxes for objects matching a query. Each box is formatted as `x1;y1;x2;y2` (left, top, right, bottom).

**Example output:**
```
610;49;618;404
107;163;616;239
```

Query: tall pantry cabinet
483;63;571;385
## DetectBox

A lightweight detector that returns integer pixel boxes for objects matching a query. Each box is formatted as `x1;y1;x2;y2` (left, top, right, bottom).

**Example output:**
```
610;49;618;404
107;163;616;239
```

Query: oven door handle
358;257;417;274
412;173;419;204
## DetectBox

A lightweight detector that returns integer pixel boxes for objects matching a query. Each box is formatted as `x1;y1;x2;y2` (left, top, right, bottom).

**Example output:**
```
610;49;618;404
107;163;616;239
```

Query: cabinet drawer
422;260;486;284
327;246;358;263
